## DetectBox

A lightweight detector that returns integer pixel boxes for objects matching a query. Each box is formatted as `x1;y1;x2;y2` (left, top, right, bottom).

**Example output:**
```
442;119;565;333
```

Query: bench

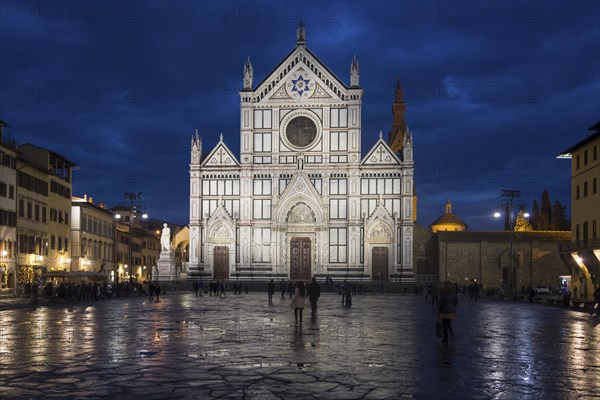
571;299;595;310
545;297;565;306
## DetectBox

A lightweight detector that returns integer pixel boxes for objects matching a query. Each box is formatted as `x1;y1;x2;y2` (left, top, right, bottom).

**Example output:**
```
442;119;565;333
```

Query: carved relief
368;223;392;243
286;202;316;223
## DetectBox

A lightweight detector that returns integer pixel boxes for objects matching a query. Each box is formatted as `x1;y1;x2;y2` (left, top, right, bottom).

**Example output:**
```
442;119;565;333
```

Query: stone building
0;121;17;294
558;120;600;298
188;26;415;281
437;230;570;293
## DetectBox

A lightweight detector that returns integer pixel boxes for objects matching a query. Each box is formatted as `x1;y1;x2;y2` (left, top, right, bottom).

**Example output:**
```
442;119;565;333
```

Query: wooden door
290;238;311;281
213;246;229;280
372;246;389;281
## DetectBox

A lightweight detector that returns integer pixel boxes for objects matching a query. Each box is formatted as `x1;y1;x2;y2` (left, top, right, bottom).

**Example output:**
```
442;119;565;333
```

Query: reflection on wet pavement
0;293;599;399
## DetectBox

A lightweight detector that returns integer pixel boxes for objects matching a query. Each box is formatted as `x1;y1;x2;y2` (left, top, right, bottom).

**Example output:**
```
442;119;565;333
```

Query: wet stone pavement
0;291;599;399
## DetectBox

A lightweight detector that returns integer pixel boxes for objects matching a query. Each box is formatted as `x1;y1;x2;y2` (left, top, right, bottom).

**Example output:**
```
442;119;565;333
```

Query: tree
530;199;540;230
551;199;570;230
514;210;533;231
538;189;552;230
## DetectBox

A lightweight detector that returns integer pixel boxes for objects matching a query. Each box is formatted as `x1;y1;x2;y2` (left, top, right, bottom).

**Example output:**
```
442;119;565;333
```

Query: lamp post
114;192;147;284
493;189;529;296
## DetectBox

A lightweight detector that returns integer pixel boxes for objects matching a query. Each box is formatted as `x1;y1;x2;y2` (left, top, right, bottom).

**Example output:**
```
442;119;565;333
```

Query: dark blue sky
1;1;598;229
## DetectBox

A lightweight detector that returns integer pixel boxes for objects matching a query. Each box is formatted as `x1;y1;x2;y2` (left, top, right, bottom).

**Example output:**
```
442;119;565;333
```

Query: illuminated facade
189;27;415;281
558;121;600;298
71;195;116;280
0;121;17;294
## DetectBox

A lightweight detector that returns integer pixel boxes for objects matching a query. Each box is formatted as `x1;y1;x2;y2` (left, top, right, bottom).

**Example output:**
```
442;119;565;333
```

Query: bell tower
389;76;407;153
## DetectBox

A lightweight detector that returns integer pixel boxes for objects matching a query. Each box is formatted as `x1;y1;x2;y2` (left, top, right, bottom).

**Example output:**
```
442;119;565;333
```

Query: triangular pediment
361;136;402;166
254;47;349;103
201;138;240;168
277;172;325;224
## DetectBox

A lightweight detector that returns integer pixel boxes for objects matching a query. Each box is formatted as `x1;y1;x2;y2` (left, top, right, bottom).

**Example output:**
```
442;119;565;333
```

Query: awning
41;271;108;281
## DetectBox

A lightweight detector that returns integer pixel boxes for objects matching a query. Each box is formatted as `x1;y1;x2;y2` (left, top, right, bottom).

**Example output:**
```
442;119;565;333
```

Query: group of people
268;278;321;326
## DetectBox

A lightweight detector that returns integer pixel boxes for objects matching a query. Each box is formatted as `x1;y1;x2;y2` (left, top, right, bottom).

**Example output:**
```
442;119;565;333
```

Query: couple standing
291;278;321;325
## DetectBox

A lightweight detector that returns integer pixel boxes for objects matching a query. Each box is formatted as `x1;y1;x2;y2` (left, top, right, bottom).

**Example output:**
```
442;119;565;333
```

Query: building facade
0;121;17;294
71;195;116;281
189;27;415;282
558;121;600;298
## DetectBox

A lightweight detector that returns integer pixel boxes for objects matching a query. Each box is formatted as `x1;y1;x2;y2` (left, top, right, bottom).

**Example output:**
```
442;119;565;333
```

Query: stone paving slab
1;292;599;399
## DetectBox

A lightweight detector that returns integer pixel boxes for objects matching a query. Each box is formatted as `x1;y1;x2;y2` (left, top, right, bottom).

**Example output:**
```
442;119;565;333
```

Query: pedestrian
155;283;161;301
193;280;199;297
438;281;458;343
341;281;347;305
287;281;295;298
268;279;275;301
148;282;155;301
198;279;204;296
280;279;286;297
573;286;578;299
591;286;600;316
292;281;306;326
431;284;438;306
219;281;227;298
345;286;352;307
308;277;321;314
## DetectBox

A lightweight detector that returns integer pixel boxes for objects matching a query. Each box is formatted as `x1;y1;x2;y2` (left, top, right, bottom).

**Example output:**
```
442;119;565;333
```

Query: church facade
188;27;414;282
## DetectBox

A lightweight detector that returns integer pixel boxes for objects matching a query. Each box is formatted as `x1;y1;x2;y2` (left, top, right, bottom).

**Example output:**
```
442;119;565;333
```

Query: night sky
1;1;598;229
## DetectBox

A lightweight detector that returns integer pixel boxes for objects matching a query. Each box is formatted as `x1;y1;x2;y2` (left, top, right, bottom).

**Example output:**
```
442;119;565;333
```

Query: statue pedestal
156;251;176;282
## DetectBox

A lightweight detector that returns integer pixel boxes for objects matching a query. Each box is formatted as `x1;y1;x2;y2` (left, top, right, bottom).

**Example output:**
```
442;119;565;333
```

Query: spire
296;21;306;46
395;75;404;103
350;54;360;87
243;57;253;90
445;201;452;215
389;74;407;153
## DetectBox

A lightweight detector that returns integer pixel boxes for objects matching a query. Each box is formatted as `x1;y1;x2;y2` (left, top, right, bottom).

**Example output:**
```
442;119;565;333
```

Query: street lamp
114;192;148;285
493;189;528;296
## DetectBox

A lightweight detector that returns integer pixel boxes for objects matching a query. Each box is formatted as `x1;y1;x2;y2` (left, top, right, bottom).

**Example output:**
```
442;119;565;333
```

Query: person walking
268;279;275;301
438;281;458;343
155;283;161;301
280;279;286;298
219;281;227;298
198;279;204;296
193;281;199;297
292;281;306;326
307;277;321;314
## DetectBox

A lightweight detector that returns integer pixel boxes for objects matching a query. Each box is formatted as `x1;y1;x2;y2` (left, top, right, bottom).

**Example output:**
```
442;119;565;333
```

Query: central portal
213;246;229;280
372;246;389;281
290;237;311;281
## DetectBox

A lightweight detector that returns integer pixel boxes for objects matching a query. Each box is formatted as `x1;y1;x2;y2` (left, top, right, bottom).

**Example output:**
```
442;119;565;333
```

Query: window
18;199;24;218
9;185;14;199
361;178;401;195
310;176;322;194
330;131;348;151
27;202;32;219
592;220;597;239
253;199;272;219
329;199;347;219
329;228;347;263
254;133;272;152
50;235;55;250
58;237;63;251
594;145;598;161
253;109;272;129
253;179;272;195
35;204;40;221
64;212;69;225
42;207;47;223
329;178;347;195
0;182;6;197
252;228;271;262
330;108;348;128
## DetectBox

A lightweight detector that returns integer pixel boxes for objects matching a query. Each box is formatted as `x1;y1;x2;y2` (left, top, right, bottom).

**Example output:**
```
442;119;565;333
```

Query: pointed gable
254;46;349;104
361;134;402;166
201;136;240;168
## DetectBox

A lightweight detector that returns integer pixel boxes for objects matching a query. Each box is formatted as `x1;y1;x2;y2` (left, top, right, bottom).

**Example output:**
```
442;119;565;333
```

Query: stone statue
161;223;171;252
